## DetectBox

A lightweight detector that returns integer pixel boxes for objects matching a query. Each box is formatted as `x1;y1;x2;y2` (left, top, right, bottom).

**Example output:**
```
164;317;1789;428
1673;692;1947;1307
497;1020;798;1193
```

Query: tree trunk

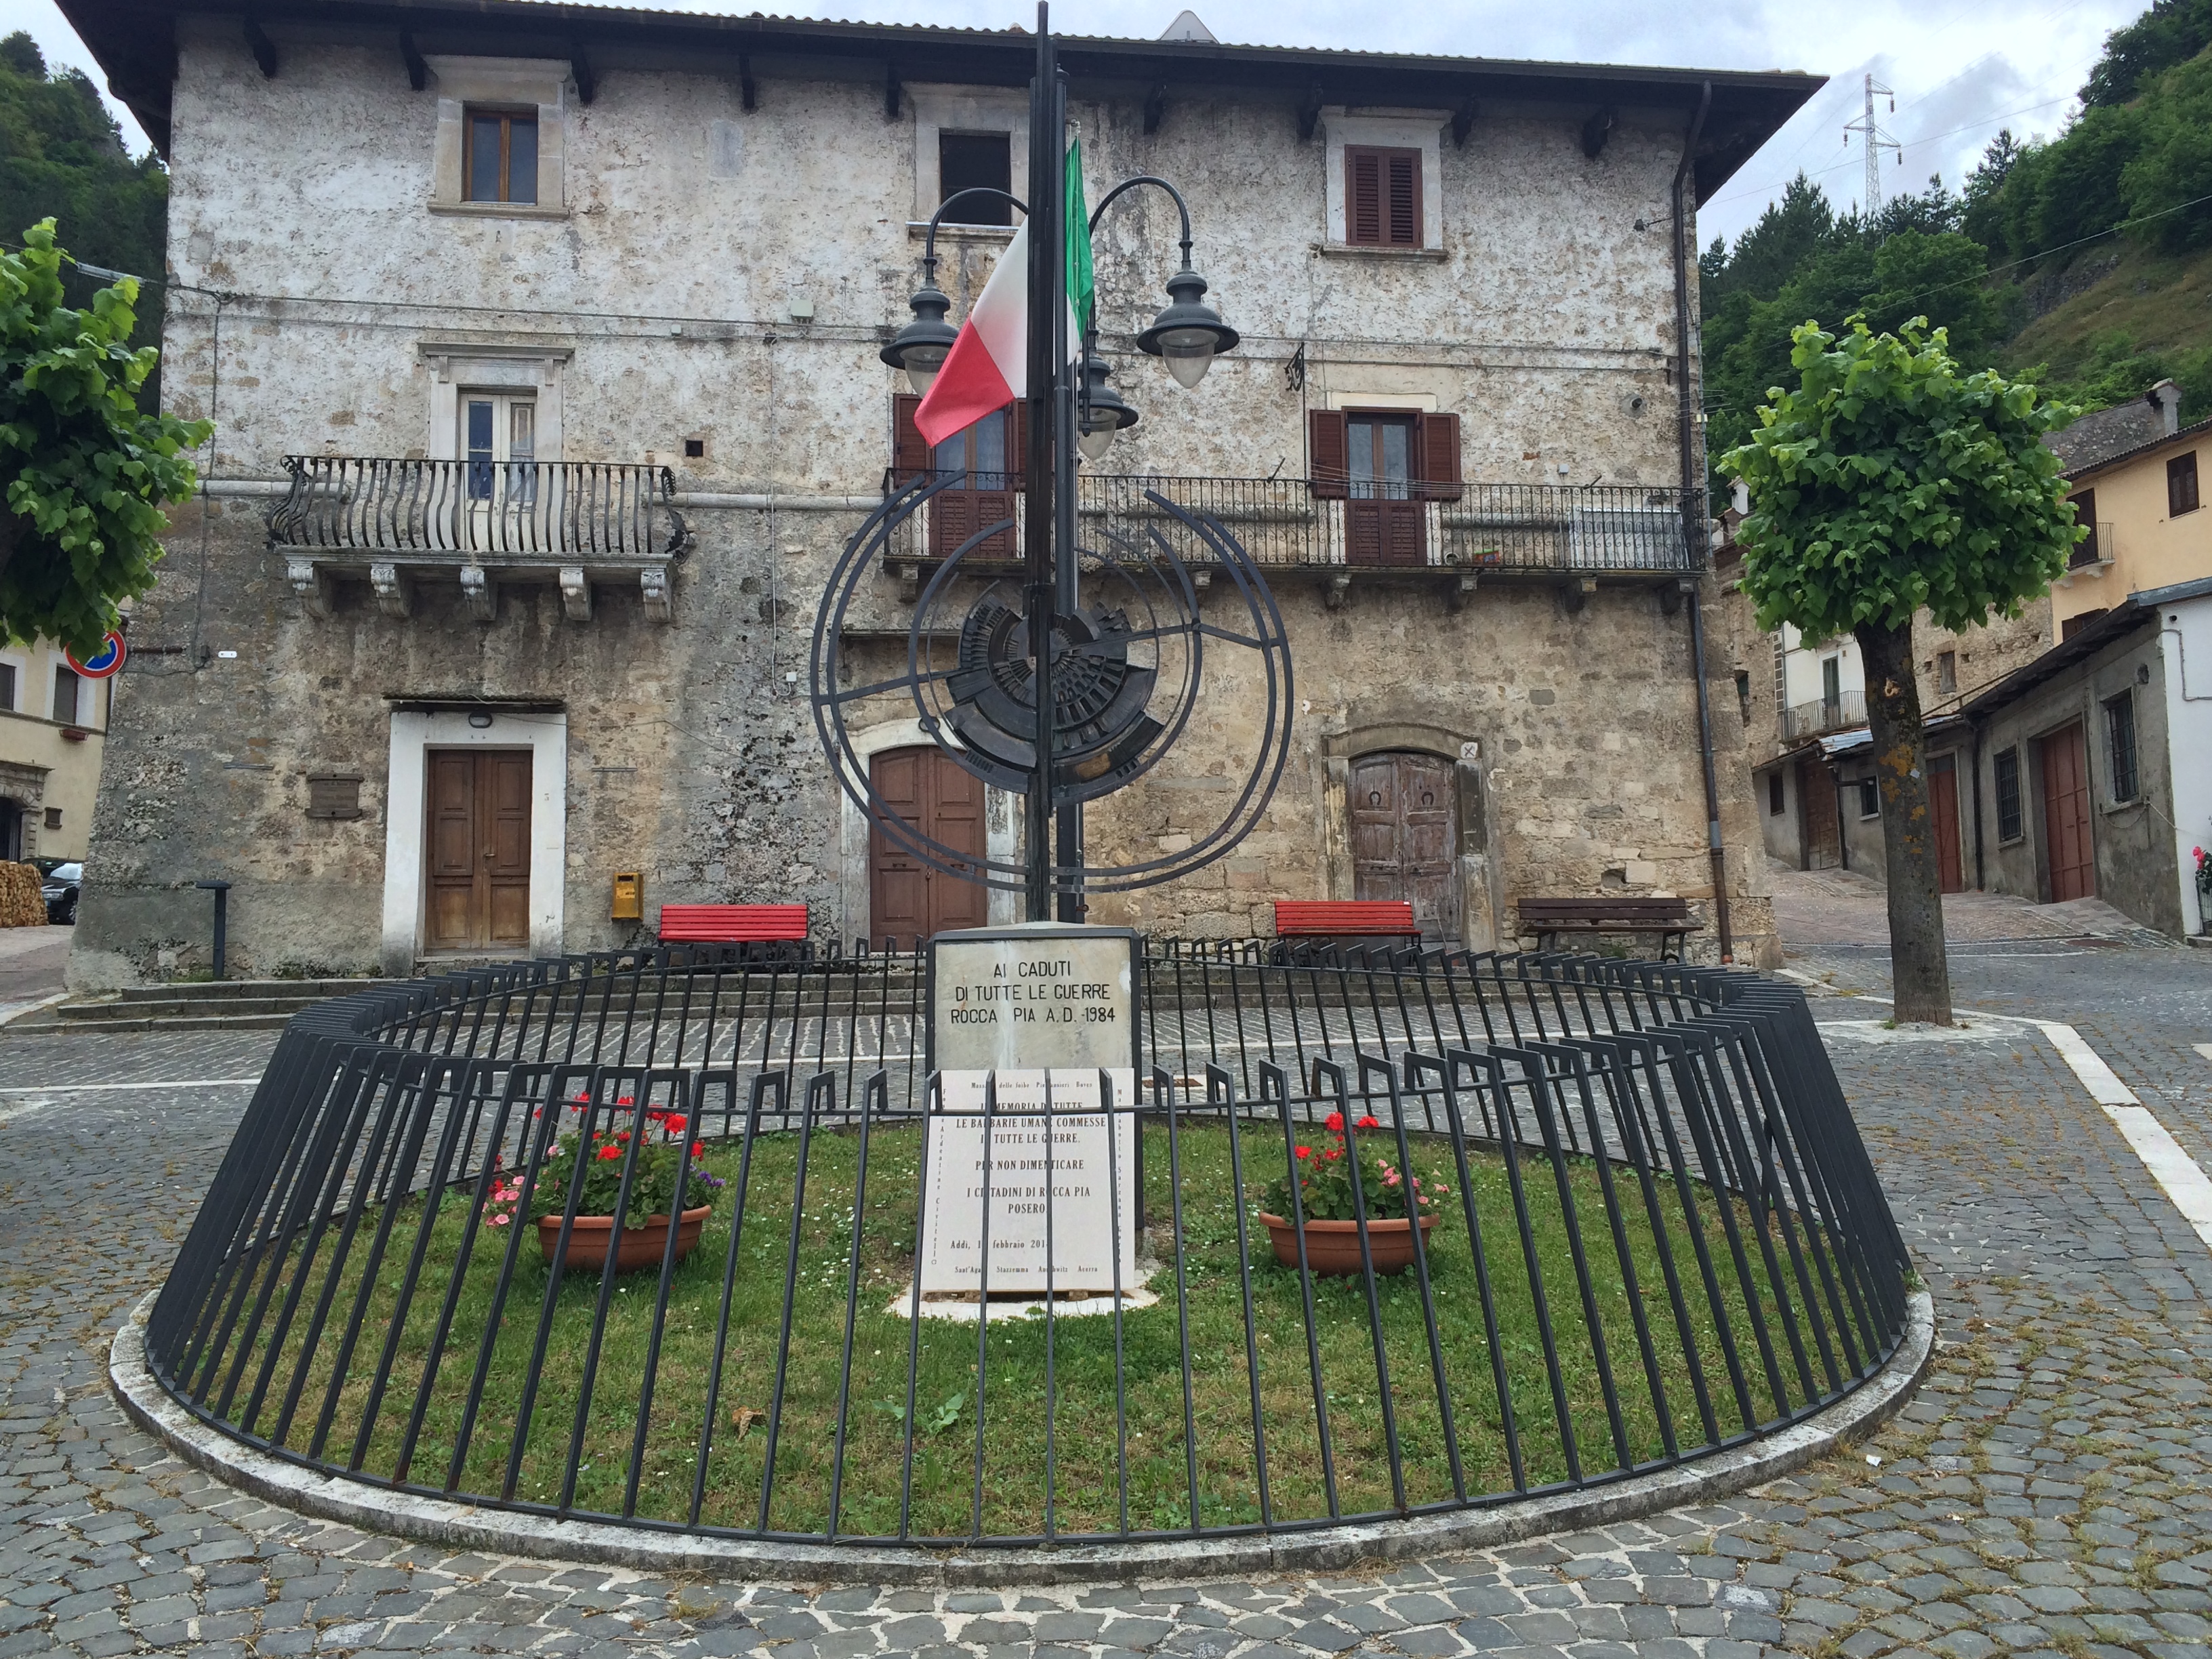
1856;618;1953;1025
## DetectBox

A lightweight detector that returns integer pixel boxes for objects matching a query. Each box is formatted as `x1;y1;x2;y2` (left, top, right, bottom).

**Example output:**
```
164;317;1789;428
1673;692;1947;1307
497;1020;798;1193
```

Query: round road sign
67;632;127;679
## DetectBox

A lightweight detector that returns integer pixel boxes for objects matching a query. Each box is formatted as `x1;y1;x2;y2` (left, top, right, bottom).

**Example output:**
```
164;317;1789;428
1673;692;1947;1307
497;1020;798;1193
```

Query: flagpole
1022;1;1059;924
1052;107;1084;922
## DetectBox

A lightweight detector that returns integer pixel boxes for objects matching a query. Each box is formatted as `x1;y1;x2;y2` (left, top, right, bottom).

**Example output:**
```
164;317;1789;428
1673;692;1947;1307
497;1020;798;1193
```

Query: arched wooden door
1351;750;1460;939
869;746;989;944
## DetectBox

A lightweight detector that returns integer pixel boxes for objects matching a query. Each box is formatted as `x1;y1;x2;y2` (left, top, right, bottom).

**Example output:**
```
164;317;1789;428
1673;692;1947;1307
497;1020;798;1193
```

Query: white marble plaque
918;1068;1140;1294
930;926;1137;1073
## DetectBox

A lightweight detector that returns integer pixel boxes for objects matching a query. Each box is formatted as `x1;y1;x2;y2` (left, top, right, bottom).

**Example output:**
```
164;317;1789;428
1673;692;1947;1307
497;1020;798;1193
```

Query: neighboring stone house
56;0;1816;982
0;636;111;863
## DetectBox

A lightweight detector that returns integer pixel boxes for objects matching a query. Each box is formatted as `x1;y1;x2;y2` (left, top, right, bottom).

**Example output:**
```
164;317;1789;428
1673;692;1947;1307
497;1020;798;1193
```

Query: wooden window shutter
892;394;929;485
1348;149;1382;245
1309;410;1349;498
1386;150;1420;246
1420;413;1462;501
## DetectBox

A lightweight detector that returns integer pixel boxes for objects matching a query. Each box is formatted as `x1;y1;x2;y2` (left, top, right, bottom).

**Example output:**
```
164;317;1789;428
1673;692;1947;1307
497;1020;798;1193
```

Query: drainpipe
1969;716;1986;891
1673;81;1732;960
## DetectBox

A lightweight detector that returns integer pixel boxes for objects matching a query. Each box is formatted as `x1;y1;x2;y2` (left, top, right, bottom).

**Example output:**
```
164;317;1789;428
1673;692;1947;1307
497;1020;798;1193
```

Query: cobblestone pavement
4;928;2211;1659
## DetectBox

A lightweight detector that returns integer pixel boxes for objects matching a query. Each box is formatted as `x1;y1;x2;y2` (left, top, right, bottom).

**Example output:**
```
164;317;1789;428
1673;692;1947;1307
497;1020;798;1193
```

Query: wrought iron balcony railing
1780;689;1867;743
880;472;1701;577
271;456;685;560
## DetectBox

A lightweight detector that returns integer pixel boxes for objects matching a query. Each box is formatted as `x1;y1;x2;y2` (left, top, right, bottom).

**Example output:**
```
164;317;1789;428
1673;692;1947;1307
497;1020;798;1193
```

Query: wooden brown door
1929;754;1965;894
869;747;989;944
2038;722;2096;902
1799;756;1839;870
1351;751;1459;939
425;750;533;954
1346;413;1425;567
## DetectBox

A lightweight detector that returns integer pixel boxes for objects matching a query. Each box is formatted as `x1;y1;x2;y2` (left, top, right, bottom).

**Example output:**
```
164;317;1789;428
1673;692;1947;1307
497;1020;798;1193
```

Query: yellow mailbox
611;871;643;922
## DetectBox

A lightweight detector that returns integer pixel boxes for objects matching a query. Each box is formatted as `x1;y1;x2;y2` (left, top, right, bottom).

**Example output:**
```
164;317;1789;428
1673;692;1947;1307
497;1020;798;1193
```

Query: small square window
1857;779;1880;820
464;108;538;205
939;131;1012;224
683;438;705;459
1345;145;1421;247
306;772;365;821
42;806;60;830
2170;451;2200;517
1937;651;1957;695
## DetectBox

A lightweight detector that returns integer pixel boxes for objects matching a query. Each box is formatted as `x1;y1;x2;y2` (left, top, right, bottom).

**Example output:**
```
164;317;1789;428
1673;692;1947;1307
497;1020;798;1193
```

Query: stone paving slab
3;947;2211;1658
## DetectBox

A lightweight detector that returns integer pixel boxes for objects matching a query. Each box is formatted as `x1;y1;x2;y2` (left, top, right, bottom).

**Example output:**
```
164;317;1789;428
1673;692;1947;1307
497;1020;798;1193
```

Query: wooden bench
1515;897;1694;961
657;903;809;945
1270;899;1420;965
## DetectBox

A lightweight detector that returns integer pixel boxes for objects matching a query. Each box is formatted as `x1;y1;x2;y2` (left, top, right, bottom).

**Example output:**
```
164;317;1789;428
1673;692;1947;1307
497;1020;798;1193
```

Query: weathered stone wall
74;21;1779;981
1912;598;2053;716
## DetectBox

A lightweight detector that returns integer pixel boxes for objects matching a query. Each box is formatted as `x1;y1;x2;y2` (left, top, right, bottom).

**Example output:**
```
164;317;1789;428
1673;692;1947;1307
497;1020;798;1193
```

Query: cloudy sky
1;0;2144;251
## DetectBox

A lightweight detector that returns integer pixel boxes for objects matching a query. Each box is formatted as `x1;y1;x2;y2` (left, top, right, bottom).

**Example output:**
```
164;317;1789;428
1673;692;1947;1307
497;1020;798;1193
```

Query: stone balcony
269;456;688;622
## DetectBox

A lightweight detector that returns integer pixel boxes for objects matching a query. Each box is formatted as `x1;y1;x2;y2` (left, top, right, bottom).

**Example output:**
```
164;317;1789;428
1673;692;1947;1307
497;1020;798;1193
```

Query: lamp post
880;3;1239;922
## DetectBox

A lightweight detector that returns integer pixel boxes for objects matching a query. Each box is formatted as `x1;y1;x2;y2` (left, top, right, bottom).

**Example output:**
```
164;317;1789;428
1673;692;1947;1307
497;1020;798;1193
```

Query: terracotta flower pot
538;1206;712;1273
1258;1211;1438;1276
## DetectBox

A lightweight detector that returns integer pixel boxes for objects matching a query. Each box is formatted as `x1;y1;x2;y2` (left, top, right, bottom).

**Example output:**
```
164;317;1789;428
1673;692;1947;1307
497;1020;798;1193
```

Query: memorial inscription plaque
920;925;1141;1296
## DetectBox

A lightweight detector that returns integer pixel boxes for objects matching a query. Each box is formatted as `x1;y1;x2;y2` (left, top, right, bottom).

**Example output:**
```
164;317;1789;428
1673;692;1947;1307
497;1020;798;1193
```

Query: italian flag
914;139;1094;449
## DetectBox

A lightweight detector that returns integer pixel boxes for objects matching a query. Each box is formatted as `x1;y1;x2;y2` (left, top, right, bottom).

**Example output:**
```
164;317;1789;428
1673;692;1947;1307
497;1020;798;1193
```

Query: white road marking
0;1078;263;1094
2040;1021;2212;1251
2195;1043;2212;1063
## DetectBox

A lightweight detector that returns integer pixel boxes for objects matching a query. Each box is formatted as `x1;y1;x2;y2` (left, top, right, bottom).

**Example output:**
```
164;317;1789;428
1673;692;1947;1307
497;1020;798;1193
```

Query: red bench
657;903;809;944
1273;901;1419;940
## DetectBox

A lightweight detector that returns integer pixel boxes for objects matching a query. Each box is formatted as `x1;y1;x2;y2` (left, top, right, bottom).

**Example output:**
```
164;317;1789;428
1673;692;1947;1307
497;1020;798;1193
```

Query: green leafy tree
1721;319;2080;1023
0;220;209;653
2120;49;2212;250
2081;0;2212;107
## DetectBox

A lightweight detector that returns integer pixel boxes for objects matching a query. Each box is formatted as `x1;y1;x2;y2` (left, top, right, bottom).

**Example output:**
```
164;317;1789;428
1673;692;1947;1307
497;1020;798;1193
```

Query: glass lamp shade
1162;338;1214;388
1078;424;1118;464
901;344;948;397
1077;351;1140;464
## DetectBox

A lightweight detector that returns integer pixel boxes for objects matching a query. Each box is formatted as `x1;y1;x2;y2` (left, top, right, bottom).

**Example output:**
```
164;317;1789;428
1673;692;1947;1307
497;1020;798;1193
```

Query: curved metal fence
146;943;1909;1551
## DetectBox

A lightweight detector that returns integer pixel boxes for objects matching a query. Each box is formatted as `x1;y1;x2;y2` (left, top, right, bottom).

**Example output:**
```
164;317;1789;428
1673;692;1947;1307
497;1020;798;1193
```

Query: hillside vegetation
1701;0;2212;486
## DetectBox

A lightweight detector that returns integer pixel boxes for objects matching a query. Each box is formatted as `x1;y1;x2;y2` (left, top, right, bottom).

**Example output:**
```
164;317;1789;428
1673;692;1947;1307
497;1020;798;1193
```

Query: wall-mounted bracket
1451;97;1478;148
570;40;596;104
1143;82;1169;136
459;564;496;622
885;62;903;120
243;14;277;77
1448;568;1478;613
1581;106;1615;159
1325;571;1351;610
401;30;426;91
369;562;411;618
641;565;672;622
559;566;592;622
1297;84;1326;143
739;52;756;112
285;557;333;618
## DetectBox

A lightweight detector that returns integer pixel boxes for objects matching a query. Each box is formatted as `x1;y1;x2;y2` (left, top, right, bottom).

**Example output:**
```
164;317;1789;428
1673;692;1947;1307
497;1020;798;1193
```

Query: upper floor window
1994;746;2023;841
1856;778;1880;820
465;108;538;204
1820;654;1842;710
1937;651;1957;695
1346;146;1420;247
2068;489;2100;567
939;132;1012;224
2170;451;2200;517
0;661;14;712
52;664;80;726
463;392;537;503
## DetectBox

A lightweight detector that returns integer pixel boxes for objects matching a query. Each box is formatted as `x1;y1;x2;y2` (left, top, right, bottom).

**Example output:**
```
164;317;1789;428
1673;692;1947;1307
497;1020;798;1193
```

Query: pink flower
1384;1170;1401;1186
489;1214;510;1226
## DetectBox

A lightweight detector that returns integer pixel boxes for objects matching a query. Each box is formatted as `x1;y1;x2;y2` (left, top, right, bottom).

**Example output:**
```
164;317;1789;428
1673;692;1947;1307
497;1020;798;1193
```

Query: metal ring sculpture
140;943;1913;1560
810;473;1294;894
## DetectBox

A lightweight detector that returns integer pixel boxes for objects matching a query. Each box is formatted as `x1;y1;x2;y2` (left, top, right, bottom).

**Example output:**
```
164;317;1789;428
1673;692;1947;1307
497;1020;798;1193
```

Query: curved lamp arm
918;187;1031;285
1087;173;1194;268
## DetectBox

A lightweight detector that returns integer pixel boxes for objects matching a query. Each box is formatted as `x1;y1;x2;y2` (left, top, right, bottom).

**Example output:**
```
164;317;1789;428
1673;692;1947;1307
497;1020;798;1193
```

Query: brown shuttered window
1419;412;1462;501
1308;410;1349;498
1346;146;1421;247
892;395;1027;491
2068;489;2098;567
2169;451;2200;516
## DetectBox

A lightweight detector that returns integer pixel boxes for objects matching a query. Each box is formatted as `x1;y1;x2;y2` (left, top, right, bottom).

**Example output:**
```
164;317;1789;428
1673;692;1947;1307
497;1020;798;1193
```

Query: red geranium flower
1357;1115;1380;1130
1295;1145;1312;1160
596;1145;622;1162
1325;1111;1345;1132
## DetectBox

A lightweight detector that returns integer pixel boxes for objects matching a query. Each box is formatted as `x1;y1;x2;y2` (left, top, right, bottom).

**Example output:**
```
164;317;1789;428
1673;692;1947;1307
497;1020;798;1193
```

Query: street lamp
1076;351;1138;463
881;15;1243;921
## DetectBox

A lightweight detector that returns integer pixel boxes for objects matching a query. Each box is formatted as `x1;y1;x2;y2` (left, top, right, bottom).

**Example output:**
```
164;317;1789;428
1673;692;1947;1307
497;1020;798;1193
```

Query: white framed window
461;391;538;501
419;342;569;468
0;655;18;713
1319;109;1446;255
427;57;568;218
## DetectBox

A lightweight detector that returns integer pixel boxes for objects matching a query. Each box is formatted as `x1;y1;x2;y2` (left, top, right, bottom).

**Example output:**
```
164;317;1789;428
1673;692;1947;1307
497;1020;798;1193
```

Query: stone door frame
380;707;567;974
1319;720;1504;950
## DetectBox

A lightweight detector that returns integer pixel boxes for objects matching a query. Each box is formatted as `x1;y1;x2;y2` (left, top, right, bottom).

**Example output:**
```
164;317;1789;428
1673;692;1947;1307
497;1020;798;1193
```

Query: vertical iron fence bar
555;1080;657;1513
689;1070;780;1527
1163;1076;1204;1532
968;1071;998;1542
756;1070;831;1532
825;1068;884;1540
1322;1059;1408;1515
896;1071;938;1541
1263;1060;1338;1517
1209;1062;1274;1525
1367;1052;1465;1501
1105;1067;1133;1536
619;1072;705;1519
1423;1051;1525;1489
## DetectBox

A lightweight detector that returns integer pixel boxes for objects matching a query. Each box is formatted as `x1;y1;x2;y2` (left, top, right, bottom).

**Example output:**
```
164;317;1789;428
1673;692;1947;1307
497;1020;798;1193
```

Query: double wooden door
869;746;988;943
1350;751;1459;939
1798;757;1840;870
2038;722;2096;902
426;750;532;954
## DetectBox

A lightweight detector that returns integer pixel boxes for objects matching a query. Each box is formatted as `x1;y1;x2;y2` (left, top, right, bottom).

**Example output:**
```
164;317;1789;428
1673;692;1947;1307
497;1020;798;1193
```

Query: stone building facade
57;0;1815;982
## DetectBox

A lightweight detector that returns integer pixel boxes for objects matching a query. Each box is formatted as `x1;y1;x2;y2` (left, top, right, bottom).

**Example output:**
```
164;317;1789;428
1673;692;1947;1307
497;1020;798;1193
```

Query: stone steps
33;977;380;1033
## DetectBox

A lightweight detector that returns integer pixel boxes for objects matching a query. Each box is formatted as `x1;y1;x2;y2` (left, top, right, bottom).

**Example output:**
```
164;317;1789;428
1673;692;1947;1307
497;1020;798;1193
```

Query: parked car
41;862;81;924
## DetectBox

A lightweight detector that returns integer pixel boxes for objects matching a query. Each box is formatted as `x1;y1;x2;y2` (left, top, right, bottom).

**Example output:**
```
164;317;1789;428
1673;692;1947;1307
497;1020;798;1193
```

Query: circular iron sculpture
809;473;1294;894
144;943;1912;1557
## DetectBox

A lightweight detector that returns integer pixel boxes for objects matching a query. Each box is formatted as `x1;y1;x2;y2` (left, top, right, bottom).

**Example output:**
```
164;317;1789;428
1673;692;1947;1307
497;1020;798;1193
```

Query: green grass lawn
199;1120;1841;1541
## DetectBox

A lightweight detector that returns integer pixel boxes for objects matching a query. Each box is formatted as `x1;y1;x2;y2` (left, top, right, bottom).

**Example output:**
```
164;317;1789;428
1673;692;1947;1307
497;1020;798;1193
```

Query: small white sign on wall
918;1068;1139;1294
